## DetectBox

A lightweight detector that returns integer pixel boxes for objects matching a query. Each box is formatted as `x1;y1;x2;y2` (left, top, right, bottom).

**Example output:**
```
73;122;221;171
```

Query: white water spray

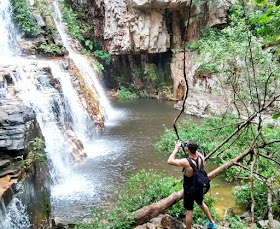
0;0;20;58
52;0;115;119
0;197;31;229
49;62;94;143
12;62;72;183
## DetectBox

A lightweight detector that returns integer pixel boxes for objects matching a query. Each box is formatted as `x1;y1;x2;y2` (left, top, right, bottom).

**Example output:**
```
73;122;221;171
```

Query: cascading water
12;62;73;183
49;62;95;143
1;0;119;225
0;195;31;229
0;0;20;59
52;0;114;120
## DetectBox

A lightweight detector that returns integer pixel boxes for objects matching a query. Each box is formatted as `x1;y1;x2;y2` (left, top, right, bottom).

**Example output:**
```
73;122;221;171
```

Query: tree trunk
133;148;252;225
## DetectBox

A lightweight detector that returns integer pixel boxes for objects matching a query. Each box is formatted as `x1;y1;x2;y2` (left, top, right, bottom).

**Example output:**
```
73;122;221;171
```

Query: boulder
135;214;186;229
258;220;280;229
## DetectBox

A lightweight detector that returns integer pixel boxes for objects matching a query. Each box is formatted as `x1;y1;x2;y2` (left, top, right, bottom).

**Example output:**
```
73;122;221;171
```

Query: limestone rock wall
69;0;235;116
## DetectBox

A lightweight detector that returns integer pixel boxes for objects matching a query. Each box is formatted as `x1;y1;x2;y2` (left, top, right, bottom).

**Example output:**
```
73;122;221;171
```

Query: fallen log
134;148;252;225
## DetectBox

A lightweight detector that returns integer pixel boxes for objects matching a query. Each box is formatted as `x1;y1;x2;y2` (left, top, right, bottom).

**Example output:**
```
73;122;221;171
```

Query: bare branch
258;153;280;166
205;95;280;160
213;124;249;158
257;140;280;149
205;121;244;131
233;162;267;179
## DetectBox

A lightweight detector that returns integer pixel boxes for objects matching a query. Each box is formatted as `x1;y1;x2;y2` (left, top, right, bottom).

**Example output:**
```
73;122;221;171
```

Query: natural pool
51;98;241;222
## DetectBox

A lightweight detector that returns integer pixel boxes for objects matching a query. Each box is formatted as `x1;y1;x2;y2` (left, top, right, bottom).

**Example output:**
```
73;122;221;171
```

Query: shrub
10;0;41;37
61;0;84;41
39;43;61;56
94;50;111;65
233;181;280;221
117;88;139;101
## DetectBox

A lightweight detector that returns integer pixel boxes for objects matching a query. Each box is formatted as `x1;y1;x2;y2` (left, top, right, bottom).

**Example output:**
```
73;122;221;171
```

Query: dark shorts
183;186;203;210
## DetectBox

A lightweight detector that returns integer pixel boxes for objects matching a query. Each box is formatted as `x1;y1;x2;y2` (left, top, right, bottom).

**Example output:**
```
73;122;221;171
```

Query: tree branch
233;162;267;179
205;121;244;131
267;178;275;229
250;150;258;223
258;153;280;166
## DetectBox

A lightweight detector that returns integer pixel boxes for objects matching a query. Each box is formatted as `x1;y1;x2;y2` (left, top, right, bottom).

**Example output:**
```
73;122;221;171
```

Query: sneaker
206;221;217;229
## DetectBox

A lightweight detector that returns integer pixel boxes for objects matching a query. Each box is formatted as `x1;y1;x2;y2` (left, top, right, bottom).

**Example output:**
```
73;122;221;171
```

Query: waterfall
49;62;94;143
0;197;30;229
12;62;72;183
52;0;114;119
0;0;20;58
0;0;118;225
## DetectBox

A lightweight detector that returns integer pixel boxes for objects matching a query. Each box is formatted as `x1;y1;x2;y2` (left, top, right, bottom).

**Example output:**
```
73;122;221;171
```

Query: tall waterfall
0;0;118;225
53;0;114;119
0;0;20;58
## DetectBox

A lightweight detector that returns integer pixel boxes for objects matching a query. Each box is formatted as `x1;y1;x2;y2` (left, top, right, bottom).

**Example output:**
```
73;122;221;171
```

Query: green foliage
10;0;41;37
27;137;46;161
117;88;139;101
21;137;46;168
39;43;61;56
34;0;57;37
144;65;157;81
225;215;249;229
250;1;280;42
156;116;280;181
92;59;104;73
61;0;84;42
187;3;280;106
233;181;280;221
94;50;111;65
77;170;217;228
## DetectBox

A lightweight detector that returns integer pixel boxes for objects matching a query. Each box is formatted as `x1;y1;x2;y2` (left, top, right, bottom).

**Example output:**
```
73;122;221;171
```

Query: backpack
187;156;210;195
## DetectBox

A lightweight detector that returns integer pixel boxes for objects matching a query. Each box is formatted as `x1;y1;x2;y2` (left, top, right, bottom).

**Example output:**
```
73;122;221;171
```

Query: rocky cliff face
0;67;41;157
74;0;234;115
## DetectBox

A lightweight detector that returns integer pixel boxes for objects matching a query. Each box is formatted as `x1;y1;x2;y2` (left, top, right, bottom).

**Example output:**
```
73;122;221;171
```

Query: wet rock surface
0;67;41;156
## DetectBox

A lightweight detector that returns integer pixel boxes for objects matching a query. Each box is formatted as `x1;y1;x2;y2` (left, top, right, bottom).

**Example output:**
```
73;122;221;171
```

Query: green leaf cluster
21;137;46;168
39;43;61;56
94;50;111;65
250;1;280;42
117;88;139;101
61;0;84;42
224;215;249;229
10;0;41;37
